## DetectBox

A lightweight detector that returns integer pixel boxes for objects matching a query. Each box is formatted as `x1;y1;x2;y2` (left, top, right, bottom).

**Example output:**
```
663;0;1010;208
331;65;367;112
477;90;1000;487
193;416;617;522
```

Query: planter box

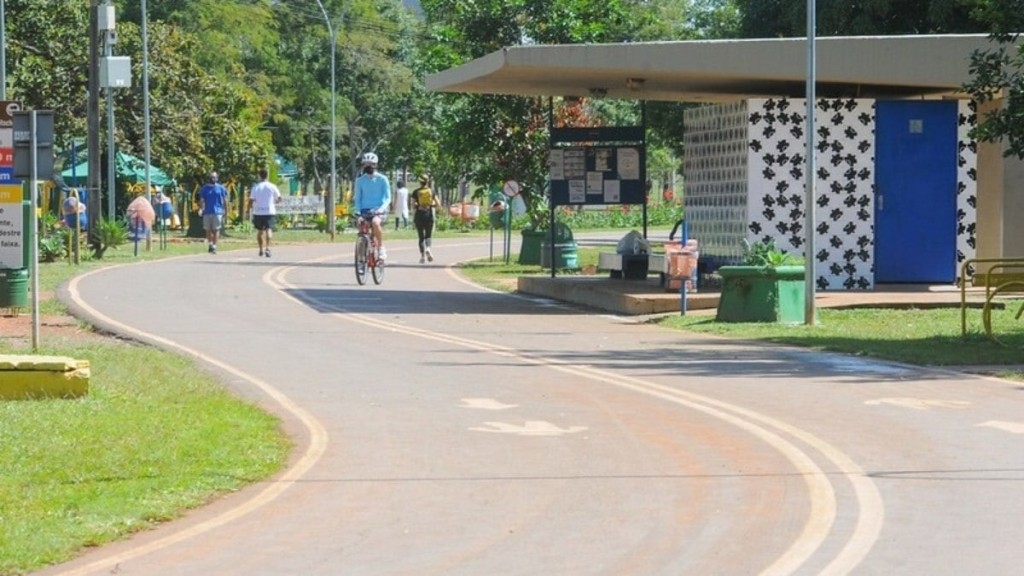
715;265;806;323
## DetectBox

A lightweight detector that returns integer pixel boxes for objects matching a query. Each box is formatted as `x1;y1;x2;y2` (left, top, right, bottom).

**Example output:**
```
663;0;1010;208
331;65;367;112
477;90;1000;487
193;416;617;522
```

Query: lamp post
315;0;337;240
142;0;153;229
804;0;817;325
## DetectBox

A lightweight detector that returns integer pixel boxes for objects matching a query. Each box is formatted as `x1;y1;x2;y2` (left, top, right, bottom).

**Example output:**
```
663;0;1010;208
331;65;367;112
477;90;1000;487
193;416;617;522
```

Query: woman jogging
412;173;439;263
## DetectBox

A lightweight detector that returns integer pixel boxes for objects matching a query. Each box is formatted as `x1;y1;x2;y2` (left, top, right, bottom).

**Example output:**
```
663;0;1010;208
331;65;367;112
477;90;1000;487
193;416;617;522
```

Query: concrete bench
598;252;665;280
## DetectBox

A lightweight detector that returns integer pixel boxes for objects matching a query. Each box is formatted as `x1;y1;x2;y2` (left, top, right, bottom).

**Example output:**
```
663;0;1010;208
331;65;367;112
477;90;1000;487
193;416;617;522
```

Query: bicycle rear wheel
372;256;385;284
354;235;369;285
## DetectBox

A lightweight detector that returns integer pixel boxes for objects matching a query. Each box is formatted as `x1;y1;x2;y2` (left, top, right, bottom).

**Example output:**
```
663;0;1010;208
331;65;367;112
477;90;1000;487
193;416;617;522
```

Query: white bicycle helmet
361;152;378;165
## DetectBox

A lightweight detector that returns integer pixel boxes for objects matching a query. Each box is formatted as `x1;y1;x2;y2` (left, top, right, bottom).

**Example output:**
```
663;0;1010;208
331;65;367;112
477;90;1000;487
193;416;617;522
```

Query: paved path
38;236;1024;575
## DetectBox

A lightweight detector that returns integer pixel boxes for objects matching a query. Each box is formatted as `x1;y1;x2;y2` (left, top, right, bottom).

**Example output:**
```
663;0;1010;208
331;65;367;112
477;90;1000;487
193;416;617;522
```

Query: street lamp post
804;0;817;325
315;0;337;240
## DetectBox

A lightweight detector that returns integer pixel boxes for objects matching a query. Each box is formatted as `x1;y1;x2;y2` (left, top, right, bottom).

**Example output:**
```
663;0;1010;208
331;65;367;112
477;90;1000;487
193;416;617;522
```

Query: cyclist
353;152;391;259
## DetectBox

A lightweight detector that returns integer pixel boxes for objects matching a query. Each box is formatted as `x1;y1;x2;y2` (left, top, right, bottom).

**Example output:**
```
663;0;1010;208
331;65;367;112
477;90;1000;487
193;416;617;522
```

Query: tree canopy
1;0;1021;215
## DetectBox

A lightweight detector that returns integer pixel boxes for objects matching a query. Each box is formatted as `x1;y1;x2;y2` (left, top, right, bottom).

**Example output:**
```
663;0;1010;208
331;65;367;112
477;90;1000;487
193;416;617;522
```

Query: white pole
105;1;115;220
142;0;153;248
804;0;817;325
30;111;38;349
315;0;337;240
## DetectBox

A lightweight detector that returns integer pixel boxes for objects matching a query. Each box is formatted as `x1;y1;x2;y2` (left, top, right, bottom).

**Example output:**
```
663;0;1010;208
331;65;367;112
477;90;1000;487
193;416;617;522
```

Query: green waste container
518;229;546;265
540;240;580;270
0;268;29;309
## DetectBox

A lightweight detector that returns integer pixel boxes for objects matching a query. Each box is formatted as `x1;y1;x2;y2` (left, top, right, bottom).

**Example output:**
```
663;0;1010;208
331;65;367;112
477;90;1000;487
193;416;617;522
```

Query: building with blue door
427;34;1024;290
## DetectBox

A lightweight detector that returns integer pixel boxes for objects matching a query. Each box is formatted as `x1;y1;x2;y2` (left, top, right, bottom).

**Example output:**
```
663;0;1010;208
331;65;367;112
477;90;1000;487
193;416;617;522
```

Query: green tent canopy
275;153;298;178
61;151;176;188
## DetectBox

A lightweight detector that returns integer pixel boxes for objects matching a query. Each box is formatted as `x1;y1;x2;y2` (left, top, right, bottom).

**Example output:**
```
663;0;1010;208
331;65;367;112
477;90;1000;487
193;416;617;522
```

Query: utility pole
87;0;102;251
315;0;337;240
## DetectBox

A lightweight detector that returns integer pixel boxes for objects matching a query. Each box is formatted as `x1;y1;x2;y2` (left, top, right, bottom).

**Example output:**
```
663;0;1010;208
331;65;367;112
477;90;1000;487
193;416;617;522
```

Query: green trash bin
540;240;580;270
0;268;29;309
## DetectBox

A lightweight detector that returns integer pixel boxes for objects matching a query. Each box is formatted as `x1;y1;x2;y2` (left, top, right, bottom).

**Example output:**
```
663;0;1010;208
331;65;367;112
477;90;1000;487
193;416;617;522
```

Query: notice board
548;127;645;207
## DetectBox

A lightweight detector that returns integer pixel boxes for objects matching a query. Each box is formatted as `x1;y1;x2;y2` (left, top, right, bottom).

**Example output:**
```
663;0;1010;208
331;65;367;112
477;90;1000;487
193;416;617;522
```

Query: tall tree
733;0;989;38
963;0;1024;159
420;0;656;222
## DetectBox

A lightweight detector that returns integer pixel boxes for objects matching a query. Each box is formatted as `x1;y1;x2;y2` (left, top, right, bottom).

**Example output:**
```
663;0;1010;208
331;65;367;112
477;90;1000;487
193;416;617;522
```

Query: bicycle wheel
354;235;369;285
372;254;385;284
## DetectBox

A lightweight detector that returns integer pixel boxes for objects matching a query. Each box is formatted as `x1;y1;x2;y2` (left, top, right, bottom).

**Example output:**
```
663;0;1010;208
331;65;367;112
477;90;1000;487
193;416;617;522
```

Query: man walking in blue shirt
198;171;228;254
353;152;391;260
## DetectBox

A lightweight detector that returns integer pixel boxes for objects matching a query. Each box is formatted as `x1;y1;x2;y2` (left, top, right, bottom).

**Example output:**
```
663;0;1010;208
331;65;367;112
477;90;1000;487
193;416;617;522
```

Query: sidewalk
517;274;984;316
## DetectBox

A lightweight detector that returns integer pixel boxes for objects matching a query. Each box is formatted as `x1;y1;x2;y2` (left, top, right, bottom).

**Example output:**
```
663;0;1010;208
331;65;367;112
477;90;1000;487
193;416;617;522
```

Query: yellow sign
0;183;25;269
0;185;20;203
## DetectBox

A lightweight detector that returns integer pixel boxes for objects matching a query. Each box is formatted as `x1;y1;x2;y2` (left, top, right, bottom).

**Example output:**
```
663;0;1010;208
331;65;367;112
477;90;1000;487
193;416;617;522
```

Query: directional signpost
0;99;22;271
10;107;54;349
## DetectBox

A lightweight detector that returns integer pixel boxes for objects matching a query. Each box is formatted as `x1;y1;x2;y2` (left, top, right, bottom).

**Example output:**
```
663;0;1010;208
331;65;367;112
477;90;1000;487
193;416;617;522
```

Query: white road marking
977;420;1024;434
322;305;880;575
864;398;972;411
470;421;588;436
60;265;330;576
460;398;519;410
278;254;883;575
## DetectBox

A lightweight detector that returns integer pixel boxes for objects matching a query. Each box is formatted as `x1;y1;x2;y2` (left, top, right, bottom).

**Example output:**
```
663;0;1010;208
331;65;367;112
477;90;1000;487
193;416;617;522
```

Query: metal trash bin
0;268;29;309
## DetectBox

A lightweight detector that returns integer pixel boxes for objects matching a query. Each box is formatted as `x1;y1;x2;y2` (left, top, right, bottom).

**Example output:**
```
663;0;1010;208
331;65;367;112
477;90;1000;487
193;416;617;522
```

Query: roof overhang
426;34;1002;103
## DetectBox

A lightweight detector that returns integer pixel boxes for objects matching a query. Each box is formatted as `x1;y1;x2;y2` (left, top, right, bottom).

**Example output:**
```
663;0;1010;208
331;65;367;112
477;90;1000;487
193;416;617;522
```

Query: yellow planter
0;355;91;400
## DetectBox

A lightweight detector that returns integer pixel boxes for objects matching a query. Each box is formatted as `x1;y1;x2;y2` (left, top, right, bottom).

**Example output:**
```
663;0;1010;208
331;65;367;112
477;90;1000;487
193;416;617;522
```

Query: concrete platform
518;275;716;315
518;275;988;316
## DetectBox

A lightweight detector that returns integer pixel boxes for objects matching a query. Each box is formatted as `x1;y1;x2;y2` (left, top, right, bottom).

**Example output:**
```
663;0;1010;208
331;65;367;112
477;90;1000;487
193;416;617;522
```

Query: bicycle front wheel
354;235;369;285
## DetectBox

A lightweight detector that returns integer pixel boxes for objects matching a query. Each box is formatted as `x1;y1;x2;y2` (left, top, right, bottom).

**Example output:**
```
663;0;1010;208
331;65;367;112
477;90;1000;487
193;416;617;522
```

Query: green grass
458;247;603;292
0;229;311;575
0;342;290;574
657;305;1024;370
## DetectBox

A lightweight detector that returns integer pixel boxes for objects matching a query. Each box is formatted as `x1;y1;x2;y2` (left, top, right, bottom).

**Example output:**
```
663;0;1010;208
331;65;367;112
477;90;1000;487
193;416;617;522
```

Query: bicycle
354;210;385;285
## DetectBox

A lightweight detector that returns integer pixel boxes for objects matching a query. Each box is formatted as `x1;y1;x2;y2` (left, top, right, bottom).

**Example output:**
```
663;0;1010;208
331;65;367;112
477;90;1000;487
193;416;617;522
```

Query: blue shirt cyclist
353;152;391;259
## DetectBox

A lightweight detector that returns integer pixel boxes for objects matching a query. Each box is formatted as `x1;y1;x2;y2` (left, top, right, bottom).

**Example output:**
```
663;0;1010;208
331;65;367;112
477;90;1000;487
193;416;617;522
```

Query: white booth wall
683;97;978;290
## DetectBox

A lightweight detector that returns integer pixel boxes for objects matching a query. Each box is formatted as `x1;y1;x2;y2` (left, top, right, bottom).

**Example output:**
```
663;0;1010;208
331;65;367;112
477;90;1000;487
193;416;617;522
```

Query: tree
733;0;988;38
963;0;1024;159
421;0;656;223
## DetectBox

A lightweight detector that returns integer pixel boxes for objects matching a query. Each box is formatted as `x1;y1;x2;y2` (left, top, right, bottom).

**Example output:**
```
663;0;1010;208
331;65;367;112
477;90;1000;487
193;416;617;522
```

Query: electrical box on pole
100;56;131;88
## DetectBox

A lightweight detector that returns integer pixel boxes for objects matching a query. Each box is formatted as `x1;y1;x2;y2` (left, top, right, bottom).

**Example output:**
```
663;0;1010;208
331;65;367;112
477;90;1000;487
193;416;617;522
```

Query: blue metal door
874;100;958;283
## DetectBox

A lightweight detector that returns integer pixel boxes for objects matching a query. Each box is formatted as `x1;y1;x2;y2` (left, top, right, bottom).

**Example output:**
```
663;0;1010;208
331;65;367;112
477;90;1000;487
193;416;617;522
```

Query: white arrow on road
460;398;518;411
864;398;971;411
470;421;588;436
977;421;1024;434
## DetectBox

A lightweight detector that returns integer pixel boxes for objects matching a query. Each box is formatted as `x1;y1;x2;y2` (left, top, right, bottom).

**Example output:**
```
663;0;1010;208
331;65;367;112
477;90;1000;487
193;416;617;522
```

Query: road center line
273;261;884;575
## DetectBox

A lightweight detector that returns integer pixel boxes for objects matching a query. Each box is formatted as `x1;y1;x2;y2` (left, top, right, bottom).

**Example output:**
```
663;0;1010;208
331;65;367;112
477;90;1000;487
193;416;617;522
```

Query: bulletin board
548;126;646;208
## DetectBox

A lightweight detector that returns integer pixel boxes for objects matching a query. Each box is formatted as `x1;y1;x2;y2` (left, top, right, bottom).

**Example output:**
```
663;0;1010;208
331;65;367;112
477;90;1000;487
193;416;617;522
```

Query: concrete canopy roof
426;34;998;103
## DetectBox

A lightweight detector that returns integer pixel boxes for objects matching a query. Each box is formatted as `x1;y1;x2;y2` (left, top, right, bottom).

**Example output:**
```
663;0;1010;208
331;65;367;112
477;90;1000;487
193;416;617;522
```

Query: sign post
12;109;54;350
0;100;26;318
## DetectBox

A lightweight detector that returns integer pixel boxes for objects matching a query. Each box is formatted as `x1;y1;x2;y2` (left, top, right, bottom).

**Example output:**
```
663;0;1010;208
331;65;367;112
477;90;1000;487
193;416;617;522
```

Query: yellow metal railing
959;257;1024;345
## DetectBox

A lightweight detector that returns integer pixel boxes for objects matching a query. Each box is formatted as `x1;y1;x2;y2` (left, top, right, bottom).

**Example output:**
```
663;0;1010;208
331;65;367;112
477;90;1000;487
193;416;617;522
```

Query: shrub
92;218;128;259
740;239;803;267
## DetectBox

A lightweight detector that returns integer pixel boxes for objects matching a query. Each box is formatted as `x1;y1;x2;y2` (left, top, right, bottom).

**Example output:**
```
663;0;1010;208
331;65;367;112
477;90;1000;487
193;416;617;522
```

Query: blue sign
0;167;20;184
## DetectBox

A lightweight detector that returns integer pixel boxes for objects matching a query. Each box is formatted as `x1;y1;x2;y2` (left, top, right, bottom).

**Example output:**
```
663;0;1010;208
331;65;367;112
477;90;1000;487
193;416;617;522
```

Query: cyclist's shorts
360;209;389;223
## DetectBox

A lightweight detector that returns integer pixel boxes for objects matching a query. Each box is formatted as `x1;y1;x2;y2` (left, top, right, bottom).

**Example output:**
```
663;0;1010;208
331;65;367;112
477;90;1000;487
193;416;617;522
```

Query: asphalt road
41;236;1024;575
